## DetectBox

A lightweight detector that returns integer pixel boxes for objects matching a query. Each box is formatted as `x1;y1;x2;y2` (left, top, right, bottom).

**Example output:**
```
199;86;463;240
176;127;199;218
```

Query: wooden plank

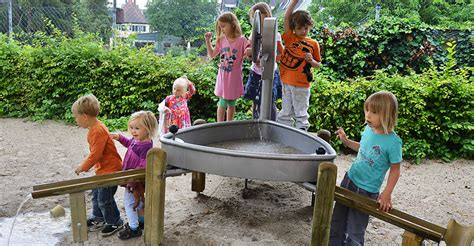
191;171;206;193
33;169;144;191
334;186;445;241
32;169;145;199
311;162;337;246
69;192;87;243
144;148;167;245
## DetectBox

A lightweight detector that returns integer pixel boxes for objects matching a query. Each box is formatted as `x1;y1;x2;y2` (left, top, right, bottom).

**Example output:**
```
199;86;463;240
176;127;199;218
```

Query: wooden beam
32;169;145;199
144;148;167;245
69;192;87;243
401;231;424;246
311;162;337;246
334;186;446;242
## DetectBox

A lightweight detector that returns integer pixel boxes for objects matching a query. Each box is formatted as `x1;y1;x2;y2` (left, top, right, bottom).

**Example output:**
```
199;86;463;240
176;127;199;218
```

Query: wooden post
191;172;205;193
311;162;337;246
191;119;207;194
144;148;167;245
401;231;424;246
69;192;87;243
444;219;474;246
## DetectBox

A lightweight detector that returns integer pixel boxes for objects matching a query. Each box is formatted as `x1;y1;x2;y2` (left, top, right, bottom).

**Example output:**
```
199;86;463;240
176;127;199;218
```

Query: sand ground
0;118;472;245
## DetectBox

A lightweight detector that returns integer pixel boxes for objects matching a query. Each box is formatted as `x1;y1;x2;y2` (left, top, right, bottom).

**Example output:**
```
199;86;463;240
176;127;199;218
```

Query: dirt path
0;118;472;245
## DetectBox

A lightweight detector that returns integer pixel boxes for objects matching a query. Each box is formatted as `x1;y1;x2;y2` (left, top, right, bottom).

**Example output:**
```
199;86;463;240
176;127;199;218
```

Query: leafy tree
145;0;218;43
72;0;111;40
308;0;473;28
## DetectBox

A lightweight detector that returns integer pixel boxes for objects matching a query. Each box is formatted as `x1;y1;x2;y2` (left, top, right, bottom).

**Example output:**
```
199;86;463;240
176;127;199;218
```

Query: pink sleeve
214;38;222;56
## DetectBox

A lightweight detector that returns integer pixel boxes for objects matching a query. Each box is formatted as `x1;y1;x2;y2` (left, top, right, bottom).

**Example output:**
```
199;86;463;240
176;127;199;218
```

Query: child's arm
186;81;196;99
276;40;284;62
205;32;219;58
335;127;360;152
77;132;108;174
378;163;401;212
284;0;298;33
304;52;321;68
304;42;321;68
109;133;132;148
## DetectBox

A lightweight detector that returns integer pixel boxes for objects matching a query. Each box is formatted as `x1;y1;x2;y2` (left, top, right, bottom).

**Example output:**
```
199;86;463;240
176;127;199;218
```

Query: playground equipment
160;119;336;182
30;12;473;246
31;149;473;245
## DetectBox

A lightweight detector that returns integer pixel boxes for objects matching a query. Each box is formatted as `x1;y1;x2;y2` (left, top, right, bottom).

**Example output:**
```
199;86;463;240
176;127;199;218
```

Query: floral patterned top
163;82;196;132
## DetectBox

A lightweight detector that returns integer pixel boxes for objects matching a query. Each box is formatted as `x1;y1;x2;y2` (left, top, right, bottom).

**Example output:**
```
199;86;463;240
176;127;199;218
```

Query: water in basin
207;139;305;155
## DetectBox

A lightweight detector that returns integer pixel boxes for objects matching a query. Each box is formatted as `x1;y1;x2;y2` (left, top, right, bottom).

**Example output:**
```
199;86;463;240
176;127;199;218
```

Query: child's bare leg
217;106;226;122
226;106;235;121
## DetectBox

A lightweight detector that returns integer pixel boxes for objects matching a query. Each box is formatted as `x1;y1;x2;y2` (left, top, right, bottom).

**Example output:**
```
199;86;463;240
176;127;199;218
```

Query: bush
309;67;473;163
0;33;472;163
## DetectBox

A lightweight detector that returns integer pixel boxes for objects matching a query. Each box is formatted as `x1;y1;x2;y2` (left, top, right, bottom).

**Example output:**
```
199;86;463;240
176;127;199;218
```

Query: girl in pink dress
205;12;249;122
158;76;196;134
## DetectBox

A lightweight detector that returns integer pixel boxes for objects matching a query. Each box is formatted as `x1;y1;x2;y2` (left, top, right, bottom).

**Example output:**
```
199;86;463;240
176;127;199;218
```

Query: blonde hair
71;94;100;117
129;111;158;139
364;91;398;134
216;12;242;39
173;76;190;94
290;10;314;30
249;2;272;21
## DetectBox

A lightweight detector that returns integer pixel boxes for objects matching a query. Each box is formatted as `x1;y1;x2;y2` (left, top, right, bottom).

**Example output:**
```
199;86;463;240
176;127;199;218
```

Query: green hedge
0;33;472;163
312;16;473;79
310;67;473;163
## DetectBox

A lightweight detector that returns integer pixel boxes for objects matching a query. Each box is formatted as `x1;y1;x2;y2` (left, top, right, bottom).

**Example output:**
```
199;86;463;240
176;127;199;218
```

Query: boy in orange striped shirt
72;94;124;237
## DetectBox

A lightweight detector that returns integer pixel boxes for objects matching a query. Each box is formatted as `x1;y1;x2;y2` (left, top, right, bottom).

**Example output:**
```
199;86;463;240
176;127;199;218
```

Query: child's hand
335;127;347;141
204;32;212;41
304;52;313;62
377;190;393;212
74;165;83;175
109;133;119;140
244;47;252;59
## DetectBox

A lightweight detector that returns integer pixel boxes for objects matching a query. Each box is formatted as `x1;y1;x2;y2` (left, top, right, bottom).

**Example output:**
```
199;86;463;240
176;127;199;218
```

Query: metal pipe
8;0;12;38
259;17;277;121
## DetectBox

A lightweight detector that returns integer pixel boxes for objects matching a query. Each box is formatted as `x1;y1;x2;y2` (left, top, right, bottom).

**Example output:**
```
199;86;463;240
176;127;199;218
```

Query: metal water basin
159;120;336;182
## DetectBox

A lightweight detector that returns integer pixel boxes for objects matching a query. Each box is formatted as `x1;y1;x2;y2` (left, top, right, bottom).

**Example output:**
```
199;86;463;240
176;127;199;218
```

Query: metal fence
0;1;154;41
1;3;83;37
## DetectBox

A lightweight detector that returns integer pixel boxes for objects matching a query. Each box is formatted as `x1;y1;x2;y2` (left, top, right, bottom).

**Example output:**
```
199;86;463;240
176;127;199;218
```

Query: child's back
83;121;122;175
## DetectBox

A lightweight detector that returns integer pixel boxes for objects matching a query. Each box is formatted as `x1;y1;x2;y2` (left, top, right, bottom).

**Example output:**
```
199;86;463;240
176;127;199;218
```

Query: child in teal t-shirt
330;91;402;245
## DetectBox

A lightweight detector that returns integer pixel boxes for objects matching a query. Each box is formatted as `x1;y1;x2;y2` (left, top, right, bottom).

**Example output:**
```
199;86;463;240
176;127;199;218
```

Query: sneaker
118;223;142;240
139;221;144;230
101;224;123;237
87;218;104;232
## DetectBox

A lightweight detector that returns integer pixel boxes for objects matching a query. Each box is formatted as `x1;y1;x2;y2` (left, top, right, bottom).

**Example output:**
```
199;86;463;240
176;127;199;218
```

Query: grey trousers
329;173;379;246
277;83;310;130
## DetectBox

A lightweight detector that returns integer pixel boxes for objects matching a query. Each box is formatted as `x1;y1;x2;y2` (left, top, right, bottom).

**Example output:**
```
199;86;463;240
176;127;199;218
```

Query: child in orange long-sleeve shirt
72;94;124;237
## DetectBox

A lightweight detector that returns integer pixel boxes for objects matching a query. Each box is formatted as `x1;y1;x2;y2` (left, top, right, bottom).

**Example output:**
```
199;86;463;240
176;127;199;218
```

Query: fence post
8;0;13;38
144;148;167;245
69;192;87;243
311;162;337;246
